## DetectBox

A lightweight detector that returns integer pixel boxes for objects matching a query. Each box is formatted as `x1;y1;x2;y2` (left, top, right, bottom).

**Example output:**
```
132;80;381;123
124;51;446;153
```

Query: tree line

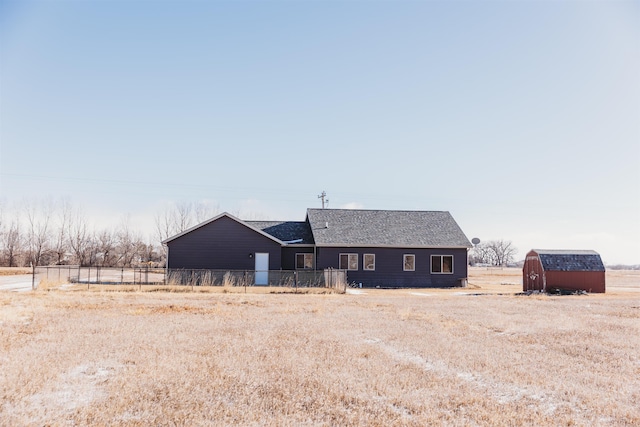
1;197;519;268
469;239;518;267
0;199;220;268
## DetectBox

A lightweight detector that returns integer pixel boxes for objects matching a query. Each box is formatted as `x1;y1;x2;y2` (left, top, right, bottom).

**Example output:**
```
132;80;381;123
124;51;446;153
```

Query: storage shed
523;249;605;293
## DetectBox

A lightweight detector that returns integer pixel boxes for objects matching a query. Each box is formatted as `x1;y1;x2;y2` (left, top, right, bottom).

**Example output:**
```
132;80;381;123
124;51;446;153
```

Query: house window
296;253;313;269
363;254;375;271
403;254;415;271
431;255;453;274
339;253;358;270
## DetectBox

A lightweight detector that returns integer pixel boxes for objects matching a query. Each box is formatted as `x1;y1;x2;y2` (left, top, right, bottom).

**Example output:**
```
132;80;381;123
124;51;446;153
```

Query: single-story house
522;249;606;293
163;208;472;288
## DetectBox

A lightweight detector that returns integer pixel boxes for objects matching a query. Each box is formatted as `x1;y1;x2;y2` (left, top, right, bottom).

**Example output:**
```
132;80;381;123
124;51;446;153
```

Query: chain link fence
35;266;165;286
34;266;347;293
166;268;346;293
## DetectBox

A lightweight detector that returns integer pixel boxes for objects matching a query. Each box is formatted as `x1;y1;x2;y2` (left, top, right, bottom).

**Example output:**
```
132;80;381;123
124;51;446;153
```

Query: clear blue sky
1;0;639;264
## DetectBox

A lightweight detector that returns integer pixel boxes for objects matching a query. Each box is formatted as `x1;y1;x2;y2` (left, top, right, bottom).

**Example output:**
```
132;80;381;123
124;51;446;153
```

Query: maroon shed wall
545;271;605;293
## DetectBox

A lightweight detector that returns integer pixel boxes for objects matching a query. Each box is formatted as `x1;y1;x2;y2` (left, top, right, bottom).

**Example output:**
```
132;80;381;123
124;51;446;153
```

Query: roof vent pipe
325;222;329;228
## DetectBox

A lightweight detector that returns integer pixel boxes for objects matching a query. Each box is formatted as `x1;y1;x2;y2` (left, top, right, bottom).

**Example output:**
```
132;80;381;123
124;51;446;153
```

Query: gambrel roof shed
306;208;472;248
523;249;606;293
535;250;605;272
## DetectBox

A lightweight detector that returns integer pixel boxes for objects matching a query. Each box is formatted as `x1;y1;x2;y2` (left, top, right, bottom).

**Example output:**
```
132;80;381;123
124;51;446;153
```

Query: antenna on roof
318;191;329;209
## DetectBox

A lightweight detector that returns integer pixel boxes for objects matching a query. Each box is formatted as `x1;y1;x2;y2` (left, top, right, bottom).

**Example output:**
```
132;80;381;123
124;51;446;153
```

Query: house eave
314;244;472;249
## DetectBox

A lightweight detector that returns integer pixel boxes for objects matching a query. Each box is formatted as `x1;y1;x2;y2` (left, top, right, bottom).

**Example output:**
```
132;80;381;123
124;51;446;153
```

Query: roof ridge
306;208;450;213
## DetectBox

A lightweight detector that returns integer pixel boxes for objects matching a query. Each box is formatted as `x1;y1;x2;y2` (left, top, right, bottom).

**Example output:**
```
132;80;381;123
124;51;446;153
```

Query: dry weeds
0;269;639;426
0;267;31;276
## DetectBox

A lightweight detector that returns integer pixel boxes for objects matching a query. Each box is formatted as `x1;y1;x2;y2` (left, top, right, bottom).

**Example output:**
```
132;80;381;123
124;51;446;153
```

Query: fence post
294;270;298;293
31;264;35;290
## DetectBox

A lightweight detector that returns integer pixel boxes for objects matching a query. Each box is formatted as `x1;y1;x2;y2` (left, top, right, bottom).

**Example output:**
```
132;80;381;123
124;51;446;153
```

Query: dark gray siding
281;246;315;270
166;216;281;270
316;247;468;288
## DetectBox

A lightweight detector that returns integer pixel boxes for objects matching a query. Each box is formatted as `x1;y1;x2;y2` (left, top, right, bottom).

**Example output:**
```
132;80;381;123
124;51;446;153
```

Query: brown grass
0;267;31;276
0;269;639;425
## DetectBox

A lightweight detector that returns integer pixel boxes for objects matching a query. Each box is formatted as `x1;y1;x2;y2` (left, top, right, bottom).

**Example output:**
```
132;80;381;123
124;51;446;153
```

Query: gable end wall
166;216;281;270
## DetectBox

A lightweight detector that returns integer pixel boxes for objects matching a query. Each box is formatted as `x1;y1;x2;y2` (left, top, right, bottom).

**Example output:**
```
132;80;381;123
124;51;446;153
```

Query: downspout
313;245;318;286
164;244;168;285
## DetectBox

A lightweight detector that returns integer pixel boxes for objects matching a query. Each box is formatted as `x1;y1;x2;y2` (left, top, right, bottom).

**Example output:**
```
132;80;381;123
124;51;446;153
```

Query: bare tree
469;243;492;265
136;241;163;266
154;201;218;262
155;201;218;245
2;220;22;267
116;218;141;267
0;200;4;240
52;198;72;265
0;202;24;267
471;240;517;266
67;207;92;266
23;198;53;266
95;229;117;267
154;209;174;247
487;240;518;266
193;201;219;224
0;203;5;265
174;201;194;233
154;203;187;245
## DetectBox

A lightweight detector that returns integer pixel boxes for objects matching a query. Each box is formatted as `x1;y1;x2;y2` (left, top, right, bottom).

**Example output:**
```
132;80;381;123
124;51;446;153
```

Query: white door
255;253;269;285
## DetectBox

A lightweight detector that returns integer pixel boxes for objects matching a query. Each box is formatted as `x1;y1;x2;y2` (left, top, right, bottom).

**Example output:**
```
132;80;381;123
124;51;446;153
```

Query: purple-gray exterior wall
281;246;314;270
166;217;469;287
315;247;468;288
166;216;281;270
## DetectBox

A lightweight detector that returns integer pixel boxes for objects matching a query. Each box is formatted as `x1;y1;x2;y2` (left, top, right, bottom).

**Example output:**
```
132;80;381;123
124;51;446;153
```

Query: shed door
523;256;544;292
255;253;269;285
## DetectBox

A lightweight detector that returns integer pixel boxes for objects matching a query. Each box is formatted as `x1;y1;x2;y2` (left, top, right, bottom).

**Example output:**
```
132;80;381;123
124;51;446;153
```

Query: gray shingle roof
534;250;605;272
247;221;314;244
306;209;471;248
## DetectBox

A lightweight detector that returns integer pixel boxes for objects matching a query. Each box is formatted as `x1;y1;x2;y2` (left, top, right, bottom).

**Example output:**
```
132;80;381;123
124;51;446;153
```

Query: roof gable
162;212;285;245
532;250;605;272
306;208;471;248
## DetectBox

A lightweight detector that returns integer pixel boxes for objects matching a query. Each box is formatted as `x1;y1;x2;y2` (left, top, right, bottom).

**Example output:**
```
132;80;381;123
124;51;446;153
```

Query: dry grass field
1;268;639;426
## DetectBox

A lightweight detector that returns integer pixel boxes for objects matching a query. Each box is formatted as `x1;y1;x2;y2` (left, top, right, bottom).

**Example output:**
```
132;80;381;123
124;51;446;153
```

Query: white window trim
431;255;454;274
363;253;375;271
340;253;359;271
296;253;314;269
403;254;415;271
